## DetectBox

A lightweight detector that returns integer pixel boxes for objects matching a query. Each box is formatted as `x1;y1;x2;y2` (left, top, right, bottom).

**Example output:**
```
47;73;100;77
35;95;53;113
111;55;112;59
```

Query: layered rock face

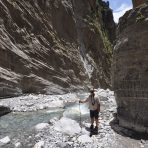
112;4;148;132
0;0;115;97
132;0;145;8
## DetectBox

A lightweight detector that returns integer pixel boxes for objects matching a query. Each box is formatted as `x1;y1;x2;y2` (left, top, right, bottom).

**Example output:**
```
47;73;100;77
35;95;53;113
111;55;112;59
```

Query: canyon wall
0;0;115;97
132;0;145;7
112;3;148;133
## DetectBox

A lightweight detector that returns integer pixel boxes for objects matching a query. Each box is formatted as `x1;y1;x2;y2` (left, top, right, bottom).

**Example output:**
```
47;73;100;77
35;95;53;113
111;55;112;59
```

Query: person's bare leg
95;118;99;127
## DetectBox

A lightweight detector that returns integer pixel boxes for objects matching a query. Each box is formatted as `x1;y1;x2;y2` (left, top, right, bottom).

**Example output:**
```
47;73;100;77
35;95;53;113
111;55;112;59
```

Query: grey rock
0;106;11;116
57;142;69;148
112;4;148;133
0;0;115;98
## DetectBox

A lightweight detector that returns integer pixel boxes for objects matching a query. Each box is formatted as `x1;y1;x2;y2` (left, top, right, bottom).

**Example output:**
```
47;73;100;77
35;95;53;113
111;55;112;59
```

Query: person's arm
97;98;100;112
79;97;89;103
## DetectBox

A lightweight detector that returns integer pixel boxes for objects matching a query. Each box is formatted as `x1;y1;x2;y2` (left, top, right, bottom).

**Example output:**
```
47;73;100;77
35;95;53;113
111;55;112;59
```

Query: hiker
79;89;100;132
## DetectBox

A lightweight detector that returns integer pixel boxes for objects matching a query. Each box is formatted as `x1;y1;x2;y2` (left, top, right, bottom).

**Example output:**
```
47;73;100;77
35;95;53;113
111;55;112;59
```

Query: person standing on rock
79;88;100;133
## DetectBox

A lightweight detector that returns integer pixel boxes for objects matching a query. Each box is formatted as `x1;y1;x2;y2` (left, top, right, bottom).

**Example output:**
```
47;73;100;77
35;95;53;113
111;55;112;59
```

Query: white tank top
86;95;100;110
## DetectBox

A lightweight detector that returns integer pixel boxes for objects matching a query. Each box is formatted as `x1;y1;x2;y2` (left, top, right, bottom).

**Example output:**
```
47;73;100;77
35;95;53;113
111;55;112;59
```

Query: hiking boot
90;125;94;131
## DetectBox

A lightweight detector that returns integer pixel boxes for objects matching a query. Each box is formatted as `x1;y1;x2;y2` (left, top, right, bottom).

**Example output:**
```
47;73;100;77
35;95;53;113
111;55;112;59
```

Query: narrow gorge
1;0;148;147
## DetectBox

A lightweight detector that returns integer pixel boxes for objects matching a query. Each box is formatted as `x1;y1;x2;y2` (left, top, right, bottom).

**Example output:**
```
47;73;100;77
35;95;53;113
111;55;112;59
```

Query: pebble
14;142;21;148
34;141;45;148
56;142;68;148
67;141;73;145
72;137;76;141
0;136;11;145
35;123;49;131
78;135;92;143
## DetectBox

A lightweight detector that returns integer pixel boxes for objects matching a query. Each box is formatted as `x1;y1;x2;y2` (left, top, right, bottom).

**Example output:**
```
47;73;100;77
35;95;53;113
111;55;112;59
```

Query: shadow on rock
85;126;98;137
110;113;148;140
0;106;11;117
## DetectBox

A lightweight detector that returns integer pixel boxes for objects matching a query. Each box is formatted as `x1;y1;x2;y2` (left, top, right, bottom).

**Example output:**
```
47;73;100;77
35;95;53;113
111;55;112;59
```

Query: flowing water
0;109;63;139
0;93;145;148
0;94;89;145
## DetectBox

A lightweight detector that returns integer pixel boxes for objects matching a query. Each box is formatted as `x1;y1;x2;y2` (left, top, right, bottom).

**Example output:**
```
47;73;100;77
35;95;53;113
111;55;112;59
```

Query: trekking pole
79;101;82;132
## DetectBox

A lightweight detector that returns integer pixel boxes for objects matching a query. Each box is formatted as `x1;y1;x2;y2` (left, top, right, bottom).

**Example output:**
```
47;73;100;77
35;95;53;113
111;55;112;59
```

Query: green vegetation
84;1;113;55
136;11;145;22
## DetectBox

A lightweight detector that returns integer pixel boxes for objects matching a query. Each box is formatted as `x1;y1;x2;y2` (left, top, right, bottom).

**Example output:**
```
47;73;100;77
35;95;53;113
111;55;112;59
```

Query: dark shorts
90;109;99;119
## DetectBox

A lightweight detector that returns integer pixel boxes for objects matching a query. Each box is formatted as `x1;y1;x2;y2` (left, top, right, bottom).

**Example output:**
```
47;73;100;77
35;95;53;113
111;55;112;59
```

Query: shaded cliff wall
132;0;145;7
0;0;115;97
112;3;148;132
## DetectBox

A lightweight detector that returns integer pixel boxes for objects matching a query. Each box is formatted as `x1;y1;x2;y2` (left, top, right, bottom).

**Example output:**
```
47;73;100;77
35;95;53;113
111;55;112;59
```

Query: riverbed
0;89;147;148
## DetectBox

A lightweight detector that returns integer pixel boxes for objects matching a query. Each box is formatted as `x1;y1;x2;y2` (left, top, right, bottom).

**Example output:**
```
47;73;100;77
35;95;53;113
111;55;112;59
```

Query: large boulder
0;106;11;116
112;4;148;133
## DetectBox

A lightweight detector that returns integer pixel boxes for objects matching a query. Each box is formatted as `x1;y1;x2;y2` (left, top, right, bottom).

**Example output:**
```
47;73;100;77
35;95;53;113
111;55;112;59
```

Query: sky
103;0;133;23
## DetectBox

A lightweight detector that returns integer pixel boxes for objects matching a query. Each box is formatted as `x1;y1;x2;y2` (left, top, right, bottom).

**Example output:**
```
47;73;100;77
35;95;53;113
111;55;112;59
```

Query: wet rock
0;106;11;116
54;117;81;136
48;117;59;125
35;123;49;131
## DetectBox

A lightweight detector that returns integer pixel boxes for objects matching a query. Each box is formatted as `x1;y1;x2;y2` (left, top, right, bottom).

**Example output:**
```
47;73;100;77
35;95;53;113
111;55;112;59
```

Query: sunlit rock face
112;4;148;133
0;0;115;97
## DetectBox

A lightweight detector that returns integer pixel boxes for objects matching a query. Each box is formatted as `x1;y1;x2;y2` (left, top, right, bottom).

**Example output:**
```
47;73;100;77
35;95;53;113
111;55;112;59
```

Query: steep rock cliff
0;0;115;97
132;0;145;8
112;3;148;133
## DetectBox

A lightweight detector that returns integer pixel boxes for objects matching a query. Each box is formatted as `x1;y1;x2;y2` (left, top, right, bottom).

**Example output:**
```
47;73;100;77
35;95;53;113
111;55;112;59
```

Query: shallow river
0;93;147;148
0;95;89;145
